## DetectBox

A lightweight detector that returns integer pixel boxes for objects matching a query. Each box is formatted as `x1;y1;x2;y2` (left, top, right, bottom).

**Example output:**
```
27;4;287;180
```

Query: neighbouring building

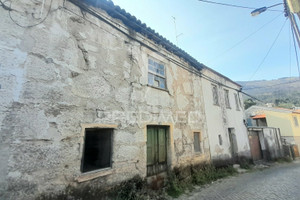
201;69;251;164
246;106;300;151
0;0;250;199
248;127;283;161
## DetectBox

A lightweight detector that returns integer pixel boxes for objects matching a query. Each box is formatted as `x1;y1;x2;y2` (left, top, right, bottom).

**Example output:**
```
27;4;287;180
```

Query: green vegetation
37;165;239;199
239;157;252;169
239;77;300;109
244;99;257;110
275;157;293;163
36;176;163;200
167;165;238;198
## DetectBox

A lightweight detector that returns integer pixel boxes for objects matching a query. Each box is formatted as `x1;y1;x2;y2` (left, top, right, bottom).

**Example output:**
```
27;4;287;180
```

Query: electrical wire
209;12;284;63
291;21;300;78
249;18;288;81
197;0;282;12
6;0;52;28
0;0;12;11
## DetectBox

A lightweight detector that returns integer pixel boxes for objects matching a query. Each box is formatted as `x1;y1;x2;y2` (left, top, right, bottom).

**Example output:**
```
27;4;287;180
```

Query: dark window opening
212;84;219;105
194;132;201;153
81;128;112;173
224;89;230;109
218;134;223;145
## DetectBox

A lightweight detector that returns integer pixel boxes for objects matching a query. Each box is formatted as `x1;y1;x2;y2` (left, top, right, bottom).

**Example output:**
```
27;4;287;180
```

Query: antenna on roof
172;16;183;46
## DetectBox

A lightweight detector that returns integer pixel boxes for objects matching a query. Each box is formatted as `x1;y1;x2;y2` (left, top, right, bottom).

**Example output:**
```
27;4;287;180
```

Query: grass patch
275;157;293;163
239;161;252;169
166;165;237;198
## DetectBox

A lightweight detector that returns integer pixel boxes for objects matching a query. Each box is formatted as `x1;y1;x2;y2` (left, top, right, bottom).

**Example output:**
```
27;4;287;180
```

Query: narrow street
178;160;300;200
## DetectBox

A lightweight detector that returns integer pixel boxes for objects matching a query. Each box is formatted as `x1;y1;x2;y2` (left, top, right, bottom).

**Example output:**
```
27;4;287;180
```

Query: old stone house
0;0;250;199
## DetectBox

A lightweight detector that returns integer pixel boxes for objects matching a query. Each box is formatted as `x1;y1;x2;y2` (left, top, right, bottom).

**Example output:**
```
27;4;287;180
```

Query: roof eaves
70;0;240;86
76;0;205;70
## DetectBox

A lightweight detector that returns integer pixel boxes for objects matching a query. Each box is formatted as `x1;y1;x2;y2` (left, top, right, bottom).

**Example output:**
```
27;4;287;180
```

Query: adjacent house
248;127;283;161
246;106;300;150
0;0;250;199
201;68;251;164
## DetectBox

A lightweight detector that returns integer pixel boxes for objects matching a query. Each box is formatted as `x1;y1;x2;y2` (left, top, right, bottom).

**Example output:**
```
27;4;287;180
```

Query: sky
110;0;300;81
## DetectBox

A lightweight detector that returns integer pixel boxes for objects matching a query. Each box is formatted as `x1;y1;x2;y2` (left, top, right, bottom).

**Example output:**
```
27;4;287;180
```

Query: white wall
201;69;251;163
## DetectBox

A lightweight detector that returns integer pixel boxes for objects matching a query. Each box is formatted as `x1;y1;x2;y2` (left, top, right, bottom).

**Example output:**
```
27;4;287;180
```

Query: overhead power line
249;18;288;81
209;12;283;63
197;0;282;12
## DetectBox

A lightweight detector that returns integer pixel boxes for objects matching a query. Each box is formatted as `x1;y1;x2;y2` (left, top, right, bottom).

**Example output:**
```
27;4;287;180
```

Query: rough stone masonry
0;0;251;199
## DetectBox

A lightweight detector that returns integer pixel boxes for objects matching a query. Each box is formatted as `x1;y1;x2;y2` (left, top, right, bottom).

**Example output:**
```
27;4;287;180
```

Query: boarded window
294;116;299;127
147;126;167;176
234;93;240;111
194;132;201;153
212;84;219;105
224;89;230;109
148;58;166;89
81;128;112;173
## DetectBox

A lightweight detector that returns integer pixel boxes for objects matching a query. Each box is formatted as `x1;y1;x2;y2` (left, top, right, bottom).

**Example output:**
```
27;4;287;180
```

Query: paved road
178;160;300;200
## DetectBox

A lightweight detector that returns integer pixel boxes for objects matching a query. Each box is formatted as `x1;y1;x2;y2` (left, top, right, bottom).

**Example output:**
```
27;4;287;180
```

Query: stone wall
0;0;211;199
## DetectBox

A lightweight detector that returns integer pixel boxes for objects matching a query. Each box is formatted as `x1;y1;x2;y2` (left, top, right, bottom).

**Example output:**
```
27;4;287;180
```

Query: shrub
166;164;237;198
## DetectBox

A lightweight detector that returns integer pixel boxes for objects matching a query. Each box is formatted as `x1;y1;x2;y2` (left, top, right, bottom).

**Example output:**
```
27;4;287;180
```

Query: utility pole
285;0;300;49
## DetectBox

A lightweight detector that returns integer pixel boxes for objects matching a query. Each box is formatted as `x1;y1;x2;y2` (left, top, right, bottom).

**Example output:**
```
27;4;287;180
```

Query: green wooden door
147;126;167;176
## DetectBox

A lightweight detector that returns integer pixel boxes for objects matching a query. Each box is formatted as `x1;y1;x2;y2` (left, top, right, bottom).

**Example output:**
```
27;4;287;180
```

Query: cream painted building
246;106;300;147
0;0;250;199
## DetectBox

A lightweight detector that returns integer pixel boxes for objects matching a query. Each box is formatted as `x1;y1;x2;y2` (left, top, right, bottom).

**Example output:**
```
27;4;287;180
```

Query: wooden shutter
147;127;157;165
158;128;167;163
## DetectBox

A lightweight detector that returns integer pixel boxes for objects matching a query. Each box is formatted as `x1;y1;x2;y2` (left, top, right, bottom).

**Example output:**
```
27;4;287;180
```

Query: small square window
212;84;219;105
81;128;112;173
148;58;166;89
194;132;201;153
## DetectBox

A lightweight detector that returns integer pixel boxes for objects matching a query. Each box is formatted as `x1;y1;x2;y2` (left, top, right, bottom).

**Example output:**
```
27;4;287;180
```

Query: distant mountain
237;77;300;109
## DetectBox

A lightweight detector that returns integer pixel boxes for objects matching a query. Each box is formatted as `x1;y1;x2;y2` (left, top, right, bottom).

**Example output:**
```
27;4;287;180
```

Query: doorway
228;128;238;160
146;126;168;176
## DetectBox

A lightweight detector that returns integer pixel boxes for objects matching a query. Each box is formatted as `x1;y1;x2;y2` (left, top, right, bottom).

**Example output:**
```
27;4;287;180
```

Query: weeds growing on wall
36;175;167;200
275;157;293;163
37;165;238;199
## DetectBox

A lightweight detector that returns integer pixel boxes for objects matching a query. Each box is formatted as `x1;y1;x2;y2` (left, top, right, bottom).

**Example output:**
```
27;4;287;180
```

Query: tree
244;99;256;110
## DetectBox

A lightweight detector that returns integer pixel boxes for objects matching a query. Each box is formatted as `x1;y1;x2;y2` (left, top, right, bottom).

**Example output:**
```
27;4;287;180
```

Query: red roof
252;114;266;119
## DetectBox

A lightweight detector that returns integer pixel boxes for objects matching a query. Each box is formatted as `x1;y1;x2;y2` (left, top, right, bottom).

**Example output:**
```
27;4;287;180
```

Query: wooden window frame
148;58;167;90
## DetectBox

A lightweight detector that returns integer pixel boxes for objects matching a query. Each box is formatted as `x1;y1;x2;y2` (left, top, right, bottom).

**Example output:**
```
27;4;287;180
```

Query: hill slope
237;77;300;108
